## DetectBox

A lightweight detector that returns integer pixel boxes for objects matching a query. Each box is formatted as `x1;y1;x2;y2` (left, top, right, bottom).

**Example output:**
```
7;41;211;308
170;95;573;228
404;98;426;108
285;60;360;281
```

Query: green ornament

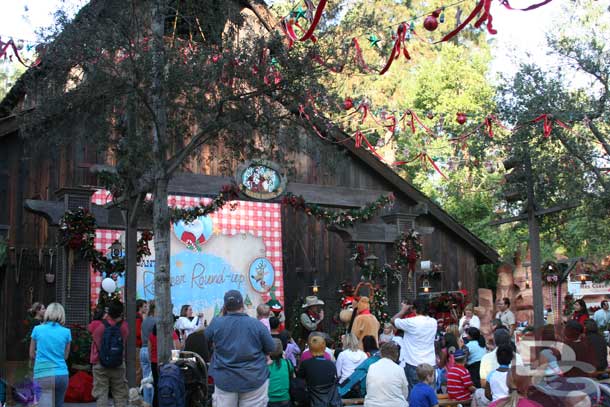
368;34;381;48
292;6;307;21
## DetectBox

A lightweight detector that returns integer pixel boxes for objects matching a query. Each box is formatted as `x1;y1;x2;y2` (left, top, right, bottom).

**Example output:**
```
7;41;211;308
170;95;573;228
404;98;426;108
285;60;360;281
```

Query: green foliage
0;63;26;101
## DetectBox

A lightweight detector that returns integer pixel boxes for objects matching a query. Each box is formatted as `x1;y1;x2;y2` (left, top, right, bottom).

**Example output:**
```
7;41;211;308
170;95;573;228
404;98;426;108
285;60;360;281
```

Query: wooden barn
0;0;499;368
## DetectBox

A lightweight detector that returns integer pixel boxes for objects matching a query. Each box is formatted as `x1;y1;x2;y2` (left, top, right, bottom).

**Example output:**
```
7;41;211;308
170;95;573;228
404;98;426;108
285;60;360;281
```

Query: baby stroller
174;351;210;407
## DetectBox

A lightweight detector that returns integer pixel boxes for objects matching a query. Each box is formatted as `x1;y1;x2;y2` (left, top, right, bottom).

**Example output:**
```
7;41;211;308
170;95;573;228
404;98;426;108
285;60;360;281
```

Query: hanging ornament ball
456;112;467;125
424;15;439;32
343;98;354;110
102;277;117;294
426;111;435;119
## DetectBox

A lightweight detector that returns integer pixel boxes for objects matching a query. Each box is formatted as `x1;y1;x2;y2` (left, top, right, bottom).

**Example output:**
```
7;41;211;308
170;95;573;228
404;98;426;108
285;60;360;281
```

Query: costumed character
351;296;380;348
334;282;355;329
300;296;325;340
266;286;286;331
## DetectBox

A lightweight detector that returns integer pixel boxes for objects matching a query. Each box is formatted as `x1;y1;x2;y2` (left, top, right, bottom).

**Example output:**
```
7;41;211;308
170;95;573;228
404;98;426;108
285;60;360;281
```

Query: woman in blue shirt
464;327;487;388
29;302;71;407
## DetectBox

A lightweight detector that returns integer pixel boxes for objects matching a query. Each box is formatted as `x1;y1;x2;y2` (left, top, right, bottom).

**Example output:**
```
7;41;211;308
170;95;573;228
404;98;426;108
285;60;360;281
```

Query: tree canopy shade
12;0;352;364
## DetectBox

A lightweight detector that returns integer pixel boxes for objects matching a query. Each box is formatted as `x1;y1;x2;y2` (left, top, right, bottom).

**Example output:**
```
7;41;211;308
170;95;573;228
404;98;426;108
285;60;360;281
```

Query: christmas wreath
59;208;153;277
393;230;422;274
541;261;561;286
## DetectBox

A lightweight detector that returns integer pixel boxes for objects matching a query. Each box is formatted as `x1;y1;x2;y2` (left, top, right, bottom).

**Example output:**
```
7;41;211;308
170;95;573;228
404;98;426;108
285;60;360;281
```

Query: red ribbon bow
380;22;411;75
437;0;496;43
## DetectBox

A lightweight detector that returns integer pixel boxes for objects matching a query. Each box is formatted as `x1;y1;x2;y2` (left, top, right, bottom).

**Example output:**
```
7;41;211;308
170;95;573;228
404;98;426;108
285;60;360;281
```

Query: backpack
99;320;124;368
158;363;186;407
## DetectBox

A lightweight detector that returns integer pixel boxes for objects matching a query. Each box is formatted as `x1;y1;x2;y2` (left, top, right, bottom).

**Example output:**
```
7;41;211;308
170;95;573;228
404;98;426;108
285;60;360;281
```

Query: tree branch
555;131;609;192
587;119;610;158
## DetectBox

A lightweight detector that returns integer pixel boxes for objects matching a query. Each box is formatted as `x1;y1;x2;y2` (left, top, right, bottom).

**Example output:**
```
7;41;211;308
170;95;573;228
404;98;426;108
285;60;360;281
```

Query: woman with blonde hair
297;333;342;407
336;333;368;384
459;304;481;338
30;302;71;407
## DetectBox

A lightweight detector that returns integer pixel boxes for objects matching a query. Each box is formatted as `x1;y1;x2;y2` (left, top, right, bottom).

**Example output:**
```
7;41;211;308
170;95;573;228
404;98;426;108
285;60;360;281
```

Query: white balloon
101;277;117;294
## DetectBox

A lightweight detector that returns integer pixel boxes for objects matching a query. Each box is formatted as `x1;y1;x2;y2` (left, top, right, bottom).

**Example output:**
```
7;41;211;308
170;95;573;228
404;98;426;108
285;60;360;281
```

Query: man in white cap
300;296;325;340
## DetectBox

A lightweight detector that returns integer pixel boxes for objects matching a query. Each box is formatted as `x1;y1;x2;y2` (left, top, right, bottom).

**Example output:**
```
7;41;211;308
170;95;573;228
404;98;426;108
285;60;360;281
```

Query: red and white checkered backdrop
90;190;284;309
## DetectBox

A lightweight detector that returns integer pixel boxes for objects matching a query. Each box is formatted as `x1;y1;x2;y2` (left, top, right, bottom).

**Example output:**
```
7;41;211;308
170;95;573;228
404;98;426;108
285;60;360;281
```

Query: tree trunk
151;0;172;364
153;177;172;364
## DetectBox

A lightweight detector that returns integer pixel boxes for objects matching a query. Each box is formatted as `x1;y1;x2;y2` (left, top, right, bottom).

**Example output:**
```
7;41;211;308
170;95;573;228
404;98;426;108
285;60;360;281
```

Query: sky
0;0;569;78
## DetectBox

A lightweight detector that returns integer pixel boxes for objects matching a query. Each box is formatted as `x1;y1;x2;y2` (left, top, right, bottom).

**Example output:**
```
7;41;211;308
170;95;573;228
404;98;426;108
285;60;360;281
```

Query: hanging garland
59;208;153;278
168;184;241;223
278;0;556;74
282;192;395;228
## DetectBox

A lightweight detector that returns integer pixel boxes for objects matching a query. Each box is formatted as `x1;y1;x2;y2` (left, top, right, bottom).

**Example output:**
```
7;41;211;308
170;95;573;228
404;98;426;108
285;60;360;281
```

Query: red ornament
424;15;439;31
343;98;354;110
456;112;467;125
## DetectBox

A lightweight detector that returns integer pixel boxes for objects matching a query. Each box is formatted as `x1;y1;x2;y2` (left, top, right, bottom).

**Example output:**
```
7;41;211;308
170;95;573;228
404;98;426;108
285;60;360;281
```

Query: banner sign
90;191;284;319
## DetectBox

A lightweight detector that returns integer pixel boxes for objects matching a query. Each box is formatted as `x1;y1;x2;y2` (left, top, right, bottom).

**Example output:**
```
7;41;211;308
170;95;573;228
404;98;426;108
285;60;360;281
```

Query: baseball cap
224;290;243;309
453;349;466;359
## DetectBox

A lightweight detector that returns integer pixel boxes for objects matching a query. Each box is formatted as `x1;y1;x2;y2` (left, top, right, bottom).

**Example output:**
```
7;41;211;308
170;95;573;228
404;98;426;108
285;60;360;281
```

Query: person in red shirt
148;324;181;407
135;299;148;385
88;300;129;407
446;349;475;402
571;299;589;327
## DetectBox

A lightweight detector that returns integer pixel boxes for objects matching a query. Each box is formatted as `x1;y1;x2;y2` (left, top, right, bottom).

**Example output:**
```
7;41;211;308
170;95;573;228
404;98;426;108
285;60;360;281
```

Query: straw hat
302;295;325;308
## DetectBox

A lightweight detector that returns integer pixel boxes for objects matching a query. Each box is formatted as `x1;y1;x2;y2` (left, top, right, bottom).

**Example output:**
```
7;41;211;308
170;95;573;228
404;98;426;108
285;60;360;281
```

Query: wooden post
125;198;138;387
524;153;544;329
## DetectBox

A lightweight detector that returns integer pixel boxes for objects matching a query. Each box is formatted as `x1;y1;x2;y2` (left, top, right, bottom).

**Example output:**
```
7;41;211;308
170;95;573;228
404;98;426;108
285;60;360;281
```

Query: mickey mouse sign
236;159;286;200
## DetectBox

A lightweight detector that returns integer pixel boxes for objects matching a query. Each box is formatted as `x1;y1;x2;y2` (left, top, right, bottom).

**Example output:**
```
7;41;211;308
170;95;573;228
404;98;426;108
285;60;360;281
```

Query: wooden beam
0;115;18;138
489;203;579;226
169;173;392;207
24;199;151;229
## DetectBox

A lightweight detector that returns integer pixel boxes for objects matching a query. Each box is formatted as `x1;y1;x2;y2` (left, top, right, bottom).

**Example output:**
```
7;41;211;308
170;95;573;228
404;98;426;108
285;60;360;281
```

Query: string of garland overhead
278;0;556;75
0;38;41;67
296;94;607;179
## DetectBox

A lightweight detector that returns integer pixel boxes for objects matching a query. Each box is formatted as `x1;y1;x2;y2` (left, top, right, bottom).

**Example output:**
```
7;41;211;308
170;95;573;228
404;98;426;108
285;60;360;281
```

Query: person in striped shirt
446;349;475;402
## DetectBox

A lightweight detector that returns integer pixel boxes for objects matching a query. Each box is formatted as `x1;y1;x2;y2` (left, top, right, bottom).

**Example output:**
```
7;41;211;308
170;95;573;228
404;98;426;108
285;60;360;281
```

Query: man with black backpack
89;300;130;407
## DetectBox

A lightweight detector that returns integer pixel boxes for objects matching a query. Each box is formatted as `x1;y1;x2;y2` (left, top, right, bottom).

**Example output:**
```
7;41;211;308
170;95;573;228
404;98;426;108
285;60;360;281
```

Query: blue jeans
140;346;154;404
36;375;69;407
405;363;419;393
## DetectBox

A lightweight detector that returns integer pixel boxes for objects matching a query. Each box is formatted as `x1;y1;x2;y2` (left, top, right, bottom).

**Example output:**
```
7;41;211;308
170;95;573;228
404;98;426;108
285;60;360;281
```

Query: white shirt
394;315;437;366
488;370;509;401
336;349;368;382
174;316;201;339
480;348;524;381
495;310;516;329
391;336;407;368
593;308;610;328
458;315;481;336
364;358;409;407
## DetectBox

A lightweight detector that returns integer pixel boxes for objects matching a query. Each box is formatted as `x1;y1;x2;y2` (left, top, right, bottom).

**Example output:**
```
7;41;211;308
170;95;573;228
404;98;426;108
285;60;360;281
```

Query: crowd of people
22;292;610;407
